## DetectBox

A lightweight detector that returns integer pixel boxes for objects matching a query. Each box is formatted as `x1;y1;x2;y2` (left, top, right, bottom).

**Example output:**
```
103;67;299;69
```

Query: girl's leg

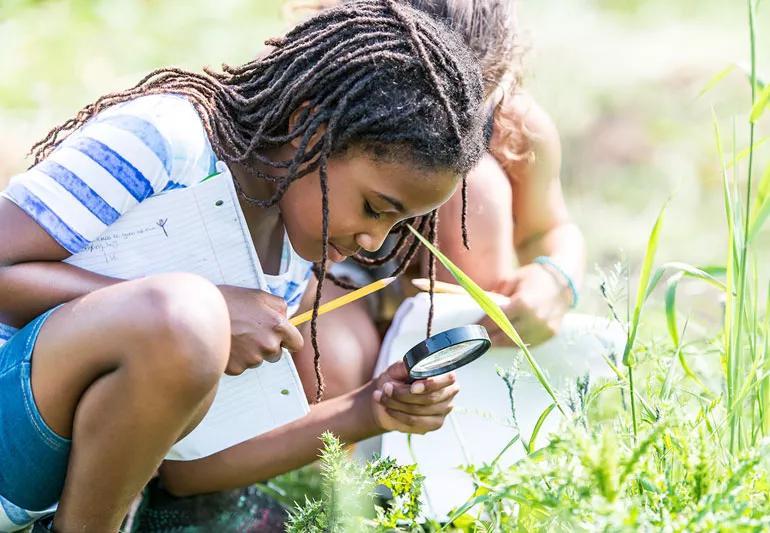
29;273;230;532
293;281;380;402
129;281;379;533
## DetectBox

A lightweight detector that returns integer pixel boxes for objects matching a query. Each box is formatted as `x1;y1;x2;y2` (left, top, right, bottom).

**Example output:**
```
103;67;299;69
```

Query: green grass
3;1;770;530
288;3;770;529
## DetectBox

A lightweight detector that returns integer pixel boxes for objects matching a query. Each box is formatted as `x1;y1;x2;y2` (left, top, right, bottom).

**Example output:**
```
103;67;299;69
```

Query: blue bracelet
533;256;579;308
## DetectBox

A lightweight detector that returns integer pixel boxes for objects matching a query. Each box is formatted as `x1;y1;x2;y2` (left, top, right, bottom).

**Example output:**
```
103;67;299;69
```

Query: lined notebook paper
65;166;310;460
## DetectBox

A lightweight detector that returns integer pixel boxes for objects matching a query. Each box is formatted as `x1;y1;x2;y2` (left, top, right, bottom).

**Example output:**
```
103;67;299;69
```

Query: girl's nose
356;229;389;253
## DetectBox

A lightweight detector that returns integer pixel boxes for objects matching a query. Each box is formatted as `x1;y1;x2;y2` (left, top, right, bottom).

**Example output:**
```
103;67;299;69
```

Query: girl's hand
217;285;304;375
480;263;572;347
370;362;459;434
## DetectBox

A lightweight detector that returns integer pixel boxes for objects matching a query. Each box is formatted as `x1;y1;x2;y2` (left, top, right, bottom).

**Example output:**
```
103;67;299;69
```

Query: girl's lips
328;243;346;263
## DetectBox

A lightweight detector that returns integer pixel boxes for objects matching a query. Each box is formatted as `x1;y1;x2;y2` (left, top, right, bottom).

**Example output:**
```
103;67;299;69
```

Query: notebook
65;165;310;461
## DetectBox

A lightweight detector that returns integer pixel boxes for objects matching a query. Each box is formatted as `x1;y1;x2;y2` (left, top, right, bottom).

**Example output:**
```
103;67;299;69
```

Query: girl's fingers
275;318;304;353
384;381;459;406
382;378;459;405
377;393;454;416
384;410;446;434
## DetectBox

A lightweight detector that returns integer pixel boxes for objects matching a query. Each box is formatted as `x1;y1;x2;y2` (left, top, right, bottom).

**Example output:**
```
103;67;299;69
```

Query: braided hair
286;0;533;167
29;0;485;402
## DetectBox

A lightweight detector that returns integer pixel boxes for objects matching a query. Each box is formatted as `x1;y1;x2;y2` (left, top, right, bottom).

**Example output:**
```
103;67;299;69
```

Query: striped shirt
4;94;218;254
0;93;313;346
0;94;217;346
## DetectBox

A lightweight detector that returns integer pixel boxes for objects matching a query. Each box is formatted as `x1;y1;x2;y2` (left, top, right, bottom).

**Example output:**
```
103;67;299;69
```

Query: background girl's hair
285;0;523;98
29;0;485;402
390;0;533;166
286;0;534;175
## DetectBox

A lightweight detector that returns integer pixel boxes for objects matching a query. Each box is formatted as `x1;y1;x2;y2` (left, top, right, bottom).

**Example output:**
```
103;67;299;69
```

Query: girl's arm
486;92;586;345
500;92;585;288
435;91;585;345
0;199;120;327
0;197;306;376
435;93;585;290
159;382;378;495
159;363;458;496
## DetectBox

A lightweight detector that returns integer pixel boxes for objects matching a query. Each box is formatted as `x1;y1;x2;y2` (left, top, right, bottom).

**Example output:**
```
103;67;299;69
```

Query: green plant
285;433;424;532
287;2;770;530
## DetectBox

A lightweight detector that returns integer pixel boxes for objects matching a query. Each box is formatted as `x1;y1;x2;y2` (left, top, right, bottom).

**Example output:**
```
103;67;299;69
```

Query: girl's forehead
352;157;460;213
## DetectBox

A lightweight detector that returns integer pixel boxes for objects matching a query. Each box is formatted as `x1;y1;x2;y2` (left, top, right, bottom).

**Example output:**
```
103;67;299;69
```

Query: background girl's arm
436;91;585;345
501;92;585;292
488;92;586;344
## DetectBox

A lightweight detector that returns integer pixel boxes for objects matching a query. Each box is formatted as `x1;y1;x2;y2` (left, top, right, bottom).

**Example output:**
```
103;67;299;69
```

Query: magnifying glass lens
403;325;491;381
410;339;488;373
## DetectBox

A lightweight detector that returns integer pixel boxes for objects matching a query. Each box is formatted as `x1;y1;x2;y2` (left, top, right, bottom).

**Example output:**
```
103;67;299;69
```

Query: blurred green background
1;0;768;314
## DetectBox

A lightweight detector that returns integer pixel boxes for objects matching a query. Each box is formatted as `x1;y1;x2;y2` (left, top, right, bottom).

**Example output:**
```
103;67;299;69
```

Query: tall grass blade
622;204;666;440
750;76;770;122
623;204;667;367
761;280;770;436
698;64;735;97
660;264;727;349
489;433;520;470
714;108;740;450
748;164;770;241
726;135;770;168
665;272;684;347
407;224;566;415
645;261;726;301
527;403;556;454
729;0;760;452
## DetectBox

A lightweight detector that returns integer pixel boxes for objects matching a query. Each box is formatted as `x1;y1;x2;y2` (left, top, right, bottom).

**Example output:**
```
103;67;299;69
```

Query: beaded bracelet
533;256;579;309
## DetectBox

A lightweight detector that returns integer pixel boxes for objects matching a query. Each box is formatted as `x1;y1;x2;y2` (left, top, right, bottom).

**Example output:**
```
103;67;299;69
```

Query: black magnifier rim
403;324;491;380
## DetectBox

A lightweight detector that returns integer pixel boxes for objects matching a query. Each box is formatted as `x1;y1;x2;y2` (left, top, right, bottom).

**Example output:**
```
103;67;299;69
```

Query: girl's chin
291;241;345;264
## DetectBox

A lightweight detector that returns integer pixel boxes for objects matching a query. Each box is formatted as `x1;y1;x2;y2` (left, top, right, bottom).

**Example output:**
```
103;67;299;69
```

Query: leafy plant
285;432;424;532
288;2;770;531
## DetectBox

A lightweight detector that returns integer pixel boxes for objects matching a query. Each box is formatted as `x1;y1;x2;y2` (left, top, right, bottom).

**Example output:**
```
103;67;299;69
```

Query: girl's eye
363;200;382;220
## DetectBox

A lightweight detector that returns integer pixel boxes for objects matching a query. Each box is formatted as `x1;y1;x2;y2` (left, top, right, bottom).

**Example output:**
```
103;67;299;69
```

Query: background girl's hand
217;285;304;375
370;362;459;434
480;263;572;347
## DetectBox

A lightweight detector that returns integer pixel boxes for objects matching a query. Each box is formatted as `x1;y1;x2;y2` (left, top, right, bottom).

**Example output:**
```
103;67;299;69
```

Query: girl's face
279;149;459;263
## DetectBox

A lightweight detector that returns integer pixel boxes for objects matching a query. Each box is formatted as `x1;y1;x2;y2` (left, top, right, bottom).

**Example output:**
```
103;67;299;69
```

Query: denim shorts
0;307;70;514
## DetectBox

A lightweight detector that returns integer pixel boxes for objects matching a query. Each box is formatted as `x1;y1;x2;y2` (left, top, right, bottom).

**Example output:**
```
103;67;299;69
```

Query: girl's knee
126;274;230;395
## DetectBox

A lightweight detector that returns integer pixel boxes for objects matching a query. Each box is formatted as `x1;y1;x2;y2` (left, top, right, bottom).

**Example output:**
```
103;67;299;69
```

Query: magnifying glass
403;325;491;382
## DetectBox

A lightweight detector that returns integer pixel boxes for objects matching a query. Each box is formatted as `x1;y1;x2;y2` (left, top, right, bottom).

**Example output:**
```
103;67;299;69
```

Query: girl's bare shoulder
492;90;561;181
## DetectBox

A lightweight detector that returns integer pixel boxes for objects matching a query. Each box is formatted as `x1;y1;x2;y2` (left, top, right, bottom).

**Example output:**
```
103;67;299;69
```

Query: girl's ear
288;102;327;150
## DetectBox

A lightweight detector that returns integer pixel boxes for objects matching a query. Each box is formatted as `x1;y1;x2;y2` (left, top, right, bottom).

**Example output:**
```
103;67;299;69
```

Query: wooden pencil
289;276;397;326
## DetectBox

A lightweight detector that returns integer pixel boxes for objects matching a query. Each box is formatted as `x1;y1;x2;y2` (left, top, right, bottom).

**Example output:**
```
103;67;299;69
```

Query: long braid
310;154;331;402
29;0;484;402
426;210;439;338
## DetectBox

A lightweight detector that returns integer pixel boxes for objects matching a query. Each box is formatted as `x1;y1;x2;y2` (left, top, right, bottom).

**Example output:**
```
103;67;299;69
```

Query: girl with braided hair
287;0;586;403
0;1;486;531
128;2;588;531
